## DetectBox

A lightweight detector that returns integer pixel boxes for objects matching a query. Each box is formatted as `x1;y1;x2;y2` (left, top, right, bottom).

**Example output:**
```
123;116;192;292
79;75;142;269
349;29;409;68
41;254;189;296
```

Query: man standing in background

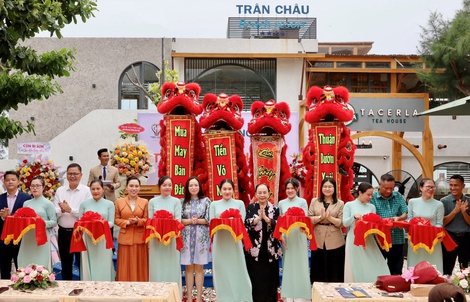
54;163;92;280
0;171;31;279
440;174;470;275
88;148;120;202
370;173;408;275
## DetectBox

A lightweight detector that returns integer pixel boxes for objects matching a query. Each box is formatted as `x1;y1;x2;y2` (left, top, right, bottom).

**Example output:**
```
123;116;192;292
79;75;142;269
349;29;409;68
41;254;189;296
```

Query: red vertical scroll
165;115;195;198
203;131;239;201
312;122;341;199
251;135;283;205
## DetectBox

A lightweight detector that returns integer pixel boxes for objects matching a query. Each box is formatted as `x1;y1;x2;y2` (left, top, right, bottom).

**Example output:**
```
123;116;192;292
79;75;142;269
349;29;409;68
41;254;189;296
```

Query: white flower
459;279;469;289
18;272;25;278
29;270;37;278
462;268;470;276
42;269;49;275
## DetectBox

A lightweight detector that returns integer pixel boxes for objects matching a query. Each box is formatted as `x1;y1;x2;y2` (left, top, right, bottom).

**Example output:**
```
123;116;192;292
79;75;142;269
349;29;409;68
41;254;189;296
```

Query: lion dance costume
199;93;252;206
302;85;356;203
248;100;292;204
157;81;205;198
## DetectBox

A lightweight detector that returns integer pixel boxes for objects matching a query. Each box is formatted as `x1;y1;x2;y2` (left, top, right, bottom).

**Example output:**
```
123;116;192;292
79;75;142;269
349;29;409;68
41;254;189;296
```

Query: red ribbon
144;214;185;251
1;215;47;246
210;217;253;251
391;220;457;253
273;207;317;250
70;212;114;253
354;219;393;251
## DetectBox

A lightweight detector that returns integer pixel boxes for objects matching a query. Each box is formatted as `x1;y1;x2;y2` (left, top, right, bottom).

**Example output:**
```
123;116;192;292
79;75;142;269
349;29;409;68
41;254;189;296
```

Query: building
3;23;470;200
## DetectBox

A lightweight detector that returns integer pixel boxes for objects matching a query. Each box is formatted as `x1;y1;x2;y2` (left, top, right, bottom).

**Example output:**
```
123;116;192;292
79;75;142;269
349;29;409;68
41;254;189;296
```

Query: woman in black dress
245;183;282;302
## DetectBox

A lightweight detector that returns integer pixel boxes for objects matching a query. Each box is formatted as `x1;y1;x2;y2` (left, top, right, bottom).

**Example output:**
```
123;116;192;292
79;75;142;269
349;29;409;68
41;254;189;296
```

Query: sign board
348;97;425;132
17;142;51;155
118;123;145;134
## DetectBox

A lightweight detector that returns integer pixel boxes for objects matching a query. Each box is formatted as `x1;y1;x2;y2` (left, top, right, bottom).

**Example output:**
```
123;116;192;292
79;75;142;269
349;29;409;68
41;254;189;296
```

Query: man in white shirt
54;163;92;280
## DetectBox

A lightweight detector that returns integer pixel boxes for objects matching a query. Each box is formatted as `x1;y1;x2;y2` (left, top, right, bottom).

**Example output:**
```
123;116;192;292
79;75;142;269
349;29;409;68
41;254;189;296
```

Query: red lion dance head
199;93;244;131
158;81;202;115
199;93;252;205
248;100;291;135
156;81;205;186
248;100;292;202
302;85;356;203
305;85;354;123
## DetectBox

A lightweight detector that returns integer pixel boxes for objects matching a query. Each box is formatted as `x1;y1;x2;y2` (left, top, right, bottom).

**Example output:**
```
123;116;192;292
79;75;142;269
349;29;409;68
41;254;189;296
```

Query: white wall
172;38;317;54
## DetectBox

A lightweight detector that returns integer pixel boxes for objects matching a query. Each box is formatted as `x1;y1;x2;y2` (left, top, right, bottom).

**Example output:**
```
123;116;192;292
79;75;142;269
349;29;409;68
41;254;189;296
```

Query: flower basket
16;155;63;201
110;141;153;177
449;267;470;293
10;264;58;290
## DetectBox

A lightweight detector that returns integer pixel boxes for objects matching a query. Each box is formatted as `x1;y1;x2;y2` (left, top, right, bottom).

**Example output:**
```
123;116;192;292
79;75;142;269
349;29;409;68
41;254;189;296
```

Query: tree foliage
417;0;470;99
125;60;179;106
0;0;97;139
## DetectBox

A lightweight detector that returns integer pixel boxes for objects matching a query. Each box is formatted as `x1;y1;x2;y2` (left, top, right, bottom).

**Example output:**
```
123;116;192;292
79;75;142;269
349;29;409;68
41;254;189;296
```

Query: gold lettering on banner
174;126;187;137
214;144;227;156
321;172;333;178
174;164;186;176
174;183;184;195
258;148;274;159
318;133;335;146
320;153;335;164
258;165;275;181
216;165;227;176
216;185;222;196
174;145;187;158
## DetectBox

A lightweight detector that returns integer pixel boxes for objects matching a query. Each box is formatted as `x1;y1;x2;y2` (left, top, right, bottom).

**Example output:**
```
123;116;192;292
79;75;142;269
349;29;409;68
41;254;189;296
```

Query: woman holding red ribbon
308;177;345;283
209;178;253;302
406;178;444;272
343;182;389;282
180;176;211;302
114;176;149;281
245;183;282;302
18;176;57;271
277;178;311;302
147;176;182;289
78;179;115;281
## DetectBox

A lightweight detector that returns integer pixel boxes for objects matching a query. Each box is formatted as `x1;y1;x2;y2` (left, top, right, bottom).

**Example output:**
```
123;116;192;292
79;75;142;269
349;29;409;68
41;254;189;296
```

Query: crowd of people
1;149;470;302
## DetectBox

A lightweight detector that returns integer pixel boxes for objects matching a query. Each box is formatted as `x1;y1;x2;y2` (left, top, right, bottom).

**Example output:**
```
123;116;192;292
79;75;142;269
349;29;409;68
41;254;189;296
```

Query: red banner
165;115;195;198
203;132;239;201
312;122;340;199
251;135;283;205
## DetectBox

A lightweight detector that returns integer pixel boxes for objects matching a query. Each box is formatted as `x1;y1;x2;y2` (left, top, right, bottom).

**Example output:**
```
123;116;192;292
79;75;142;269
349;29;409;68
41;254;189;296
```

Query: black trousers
380;243;404;275
0;242;20;279
442;232;470;275
58;226;80;280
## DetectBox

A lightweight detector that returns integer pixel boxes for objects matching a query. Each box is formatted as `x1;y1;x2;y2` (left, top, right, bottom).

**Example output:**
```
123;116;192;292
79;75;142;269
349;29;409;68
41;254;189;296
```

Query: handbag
375;275;411;292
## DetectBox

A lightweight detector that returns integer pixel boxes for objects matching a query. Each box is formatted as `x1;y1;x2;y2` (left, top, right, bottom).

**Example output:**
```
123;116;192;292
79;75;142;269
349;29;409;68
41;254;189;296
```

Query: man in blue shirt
440;174;470;275
371;174;408;275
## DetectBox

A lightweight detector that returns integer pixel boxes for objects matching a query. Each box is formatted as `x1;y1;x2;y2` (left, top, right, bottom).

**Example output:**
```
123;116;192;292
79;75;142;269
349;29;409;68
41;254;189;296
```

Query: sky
48;0;464;55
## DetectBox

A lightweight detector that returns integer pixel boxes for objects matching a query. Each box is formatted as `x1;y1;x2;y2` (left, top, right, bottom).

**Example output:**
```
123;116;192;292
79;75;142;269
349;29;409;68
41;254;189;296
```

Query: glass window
307;72;390;93
329;73;347;87
308;72;327;87
186;59;276;110
336;61;362;68
369;73;390;93
119;62;159;110
417;162;470;199
365;62;391;69
397;61;423;69
310;61;334;68
396;74;425;93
